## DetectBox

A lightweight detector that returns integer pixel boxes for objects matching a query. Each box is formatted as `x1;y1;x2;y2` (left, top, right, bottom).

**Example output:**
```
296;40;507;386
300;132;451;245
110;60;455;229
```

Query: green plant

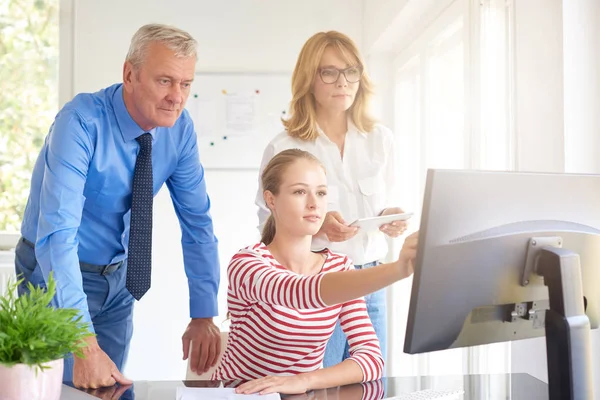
0;272;93;371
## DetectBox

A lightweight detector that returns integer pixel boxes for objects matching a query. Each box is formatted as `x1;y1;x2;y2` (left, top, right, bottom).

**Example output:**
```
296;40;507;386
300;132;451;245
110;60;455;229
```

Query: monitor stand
536;246;593;400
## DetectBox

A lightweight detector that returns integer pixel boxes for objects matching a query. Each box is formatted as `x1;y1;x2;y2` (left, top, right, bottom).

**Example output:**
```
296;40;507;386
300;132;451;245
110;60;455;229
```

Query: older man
14;24;220;388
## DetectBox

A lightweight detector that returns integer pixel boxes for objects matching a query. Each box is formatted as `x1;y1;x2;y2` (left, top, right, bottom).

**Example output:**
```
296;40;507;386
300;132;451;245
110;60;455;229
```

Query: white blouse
255;121;398;265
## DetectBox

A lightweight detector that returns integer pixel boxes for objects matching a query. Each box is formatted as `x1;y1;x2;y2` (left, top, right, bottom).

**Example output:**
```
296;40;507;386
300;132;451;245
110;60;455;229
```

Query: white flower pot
0;358;64;400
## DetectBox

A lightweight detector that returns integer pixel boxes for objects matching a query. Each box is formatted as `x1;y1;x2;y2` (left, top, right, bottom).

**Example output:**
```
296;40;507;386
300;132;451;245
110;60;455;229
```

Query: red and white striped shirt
212;243;383;382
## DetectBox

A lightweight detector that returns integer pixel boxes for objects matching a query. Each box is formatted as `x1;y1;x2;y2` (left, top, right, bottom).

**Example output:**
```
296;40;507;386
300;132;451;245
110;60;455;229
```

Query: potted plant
0;273;92;400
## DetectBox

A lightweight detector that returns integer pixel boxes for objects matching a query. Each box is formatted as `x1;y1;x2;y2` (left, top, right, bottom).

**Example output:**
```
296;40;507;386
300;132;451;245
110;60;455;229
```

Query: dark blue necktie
126;133;153;300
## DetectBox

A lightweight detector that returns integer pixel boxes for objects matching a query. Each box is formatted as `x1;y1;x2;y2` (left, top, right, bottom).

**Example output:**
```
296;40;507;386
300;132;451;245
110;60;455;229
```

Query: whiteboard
185;72;292;170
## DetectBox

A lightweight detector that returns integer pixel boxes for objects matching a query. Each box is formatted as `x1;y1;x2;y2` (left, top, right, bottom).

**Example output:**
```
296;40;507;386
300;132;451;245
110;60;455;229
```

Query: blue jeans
322;261;387;371
14;237;135;383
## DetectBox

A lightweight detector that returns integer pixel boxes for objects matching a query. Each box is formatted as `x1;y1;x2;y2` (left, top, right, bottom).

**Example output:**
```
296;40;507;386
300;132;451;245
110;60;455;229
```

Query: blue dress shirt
20;83;220;332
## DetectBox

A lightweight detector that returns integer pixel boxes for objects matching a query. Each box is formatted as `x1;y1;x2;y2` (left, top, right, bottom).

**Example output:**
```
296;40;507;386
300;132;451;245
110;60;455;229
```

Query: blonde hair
282;31;376;141
126;23;197;69
261;149;325;245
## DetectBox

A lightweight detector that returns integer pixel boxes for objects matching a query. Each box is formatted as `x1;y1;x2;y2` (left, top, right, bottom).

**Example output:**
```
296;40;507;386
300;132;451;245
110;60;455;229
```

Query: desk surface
61;373;548;399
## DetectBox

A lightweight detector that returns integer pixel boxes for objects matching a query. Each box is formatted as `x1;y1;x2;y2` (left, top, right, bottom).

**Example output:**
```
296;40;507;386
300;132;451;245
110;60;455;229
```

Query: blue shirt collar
113;84;157;142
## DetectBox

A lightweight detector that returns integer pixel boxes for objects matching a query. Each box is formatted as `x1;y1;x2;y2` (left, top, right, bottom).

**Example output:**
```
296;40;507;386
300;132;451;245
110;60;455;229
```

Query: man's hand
73;336;132;389
182;318;221;374
379;207;409;238
316;211;359;242
83;384;133;400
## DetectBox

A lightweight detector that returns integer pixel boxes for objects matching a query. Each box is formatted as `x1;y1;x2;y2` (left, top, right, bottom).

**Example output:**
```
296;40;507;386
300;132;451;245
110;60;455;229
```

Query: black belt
21;237;124;276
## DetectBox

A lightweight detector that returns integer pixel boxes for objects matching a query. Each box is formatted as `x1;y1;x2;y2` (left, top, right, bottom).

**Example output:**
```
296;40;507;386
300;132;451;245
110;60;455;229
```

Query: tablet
348;212;414;231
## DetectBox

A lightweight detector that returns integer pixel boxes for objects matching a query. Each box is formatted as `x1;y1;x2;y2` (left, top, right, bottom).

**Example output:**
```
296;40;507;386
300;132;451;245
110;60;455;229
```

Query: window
0;0;59;239
389;0;515;377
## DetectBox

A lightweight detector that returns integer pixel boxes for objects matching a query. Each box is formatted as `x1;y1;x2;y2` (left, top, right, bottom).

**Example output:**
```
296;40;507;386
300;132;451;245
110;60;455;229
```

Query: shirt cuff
189;292;219;318
348;353;383;382
313;273;328;308
75;305;95;334
56;287;95;335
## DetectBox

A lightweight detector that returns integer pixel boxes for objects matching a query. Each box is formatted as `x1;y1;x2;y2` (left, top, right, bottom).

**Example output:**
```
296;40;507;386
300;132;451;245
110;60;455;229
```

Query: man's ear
264;190;276;213
123;61;135;91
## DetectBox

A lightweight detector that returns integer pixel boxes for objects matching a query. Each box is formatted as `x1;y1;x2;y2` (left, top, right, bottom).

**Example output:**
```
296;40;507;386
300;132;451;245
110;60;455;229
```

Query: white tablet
348;212;414;232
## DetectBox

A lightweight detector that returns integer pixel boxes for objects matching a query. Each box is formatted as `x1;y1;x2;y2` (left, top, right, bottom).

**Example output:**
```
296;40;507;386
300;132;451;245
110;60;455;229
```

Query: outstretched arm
230;232;418;311
319;231;418;305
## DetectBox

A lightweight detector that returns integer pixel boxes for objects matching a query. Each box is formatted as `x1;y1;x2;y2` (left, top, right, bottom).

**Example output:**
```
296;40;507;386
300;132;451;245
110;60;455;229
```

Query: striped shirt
212;243;383;383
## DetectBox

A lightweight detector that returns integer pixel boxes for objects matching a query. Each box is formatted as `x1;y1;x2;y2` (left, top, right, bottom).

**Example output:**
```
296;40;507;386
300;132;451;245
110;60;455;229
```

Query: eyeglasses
318;66;363;84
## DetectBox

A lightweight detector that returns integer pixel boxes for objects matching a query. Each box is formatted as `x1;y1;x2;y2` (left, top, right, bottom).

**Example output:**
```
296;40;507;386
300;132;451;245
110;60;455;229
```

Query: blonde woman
216;149;417;395
255;31;406;369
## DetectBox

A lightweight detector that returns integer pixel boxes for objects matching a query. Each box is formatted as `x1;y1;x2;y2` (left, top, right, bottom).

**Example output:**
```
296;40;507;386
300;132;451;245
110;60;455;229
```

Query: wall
62;0;364;380
362;0;409;53
68;0;363;95
512;0;565;174
363;0;455;55
366;53;396;127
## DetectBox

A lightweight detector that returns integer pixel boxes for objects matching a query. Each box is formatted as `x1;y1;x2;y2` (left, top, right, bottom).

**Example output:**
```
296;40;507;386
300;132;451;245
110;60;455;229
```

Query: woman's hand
235;374;310;395
396;231;419;278
379;207;409;238
316;211;359;242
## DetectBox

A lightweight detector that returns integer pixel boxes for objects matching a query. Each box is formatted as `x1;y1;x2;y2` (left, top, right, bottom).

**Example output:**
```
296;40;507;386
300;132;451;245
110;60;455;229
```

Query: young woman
255;31;407;368
215;149;418;395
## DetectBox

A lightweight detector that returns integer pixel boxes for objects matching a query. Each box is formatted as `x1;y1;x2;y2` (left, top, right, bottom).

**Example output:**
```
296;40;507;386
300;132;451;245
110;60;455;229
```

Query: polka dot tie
126;133;153;300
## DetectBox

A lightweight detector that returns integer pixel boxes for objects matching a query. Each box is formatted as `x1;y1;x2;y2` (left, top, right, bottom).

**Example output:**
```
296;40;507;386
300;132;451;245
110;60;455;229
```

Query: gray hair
126;23;197;68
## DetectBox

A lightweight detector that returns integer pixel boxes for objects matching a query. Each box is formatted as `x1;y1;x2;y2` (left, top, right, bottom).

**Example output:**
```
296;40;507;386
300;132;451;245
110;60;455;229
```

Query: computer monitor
404;169;600;400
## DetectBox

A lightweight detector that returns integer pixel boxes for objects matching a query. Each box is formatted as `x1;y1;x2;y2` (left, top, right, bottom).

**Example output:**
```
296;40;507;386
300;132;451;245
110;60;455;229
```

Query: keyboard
385;388;465;400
